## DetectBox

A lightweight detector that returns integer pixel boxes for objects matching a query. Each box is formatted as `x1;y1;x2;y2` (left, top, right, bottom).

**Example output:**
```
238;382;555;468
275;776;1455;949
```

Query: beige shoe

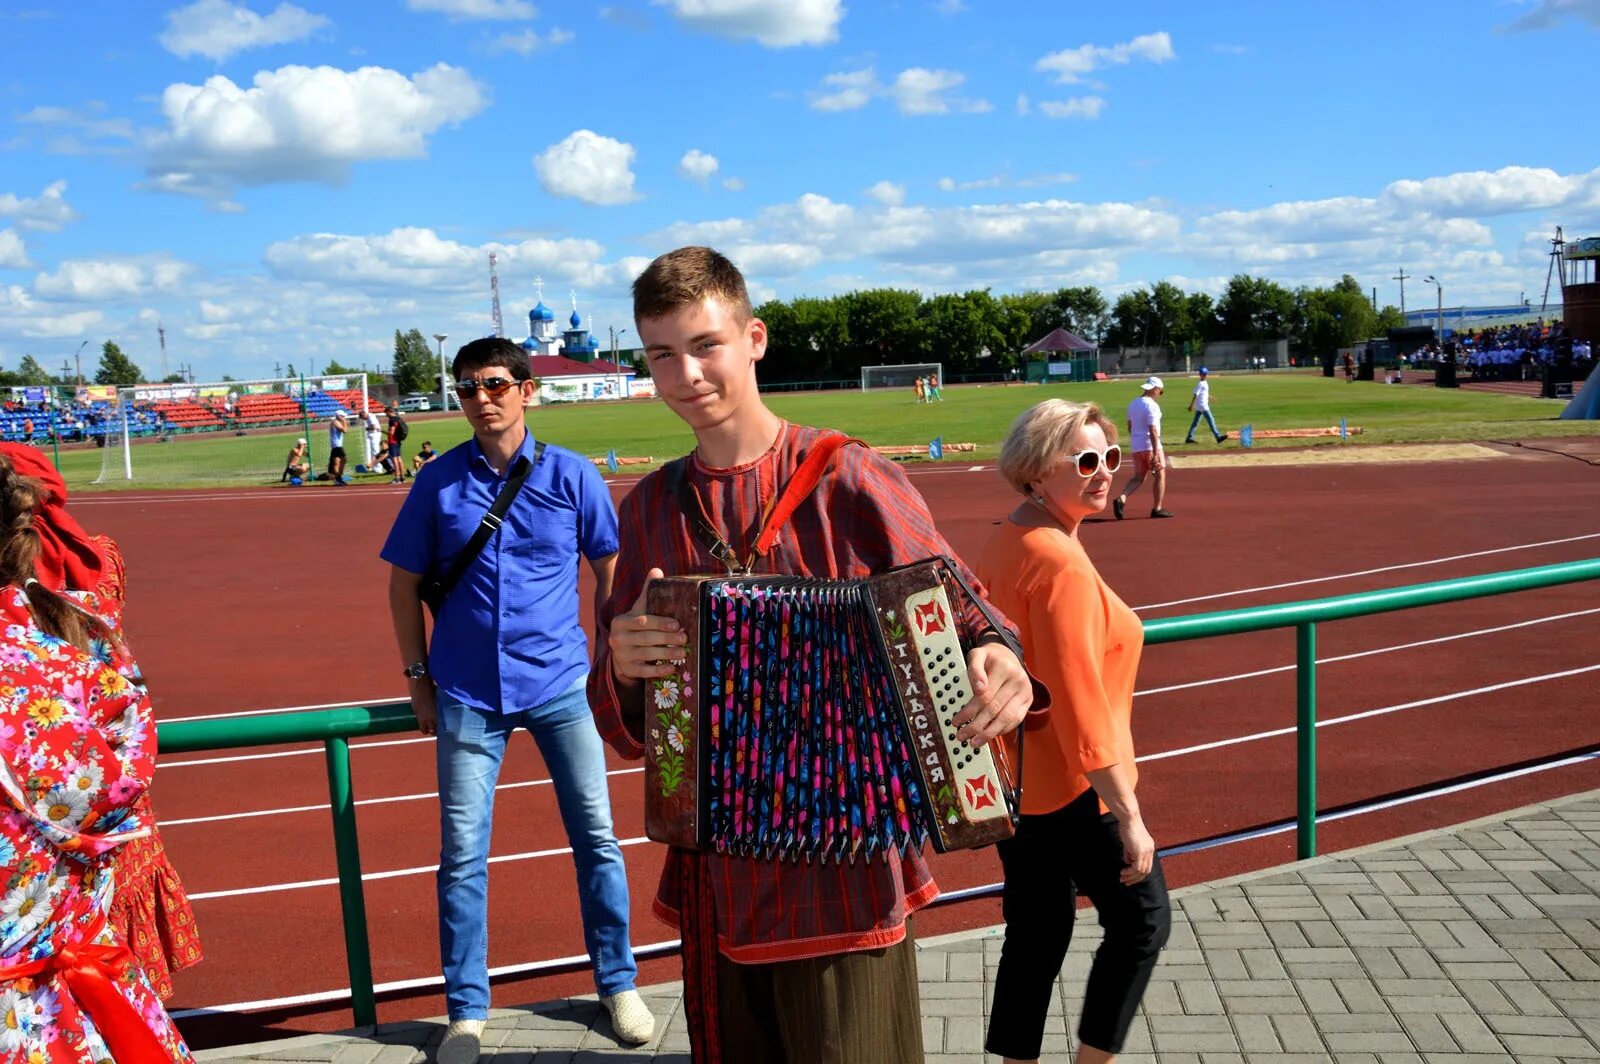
437;1018;485;1064
600;989;655;1045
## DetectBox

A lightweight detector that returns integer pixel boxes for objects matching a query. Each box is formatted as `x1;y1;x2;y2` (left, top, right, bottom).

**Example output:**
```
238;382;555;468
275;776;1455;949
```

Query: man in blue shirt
382;338;652;1064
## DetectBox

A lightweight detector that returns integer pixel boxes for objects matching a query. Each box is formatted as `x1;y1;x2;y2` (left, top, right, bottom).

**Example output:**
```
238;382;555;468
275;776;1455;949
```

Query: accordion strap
666;431;863;574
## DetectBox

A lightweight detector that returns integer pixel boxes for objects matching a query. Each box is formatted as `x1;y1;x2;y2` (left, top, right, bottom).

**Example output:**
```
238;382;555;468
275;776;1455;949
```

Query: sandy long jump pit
1171;442;1520;470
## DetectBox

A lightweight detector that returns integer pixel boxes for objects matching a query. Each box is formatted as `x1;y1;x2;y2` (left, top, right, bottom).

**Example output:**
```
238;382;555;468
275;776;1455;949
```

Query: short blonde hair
633;246;752;323
997;399;1118;495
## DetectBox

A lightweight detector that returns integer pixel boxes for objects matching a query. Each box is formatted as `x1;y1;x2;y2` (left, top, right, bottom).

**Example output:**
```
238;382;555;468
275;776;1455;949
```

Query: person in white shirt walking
1113;376;1173;520
363;406;383;471
1183;367;1228;444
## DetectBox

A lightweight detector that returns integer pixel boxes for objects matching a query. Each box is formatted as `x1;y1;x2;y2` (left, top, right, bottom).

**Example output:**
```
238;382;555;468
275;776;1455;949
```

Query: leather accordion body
643;558;1019;862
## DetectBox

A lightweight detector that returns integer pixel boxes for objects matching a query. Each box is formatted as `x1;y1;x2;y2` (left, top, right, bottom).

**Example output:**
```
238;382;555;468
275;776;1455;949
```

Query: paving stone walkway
196;790;1600;1063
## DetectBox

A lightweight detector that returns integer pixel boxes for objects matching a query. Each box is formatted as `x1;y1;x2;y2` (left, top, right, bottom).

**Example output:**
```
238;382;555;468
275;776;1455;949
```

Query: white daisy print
0;878;54;940
32;784;90;832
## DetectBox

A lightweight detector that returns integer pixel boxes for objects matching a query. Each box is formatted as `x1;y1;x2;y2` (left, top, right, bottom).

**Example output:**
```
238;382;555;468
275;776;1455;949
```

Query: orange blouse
977;521;1144;815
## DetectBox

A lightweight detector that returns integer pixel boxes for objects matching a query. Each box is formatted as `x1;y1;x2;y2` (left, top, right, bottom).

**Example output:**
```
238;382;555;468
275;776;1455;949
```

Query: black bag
419;441;545;616
393;417;409;442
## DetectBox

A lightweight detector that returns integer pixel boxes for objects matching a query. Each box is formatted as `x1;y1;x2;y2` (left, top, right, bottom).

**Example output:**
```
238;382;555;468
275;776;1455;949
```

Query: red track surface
68;447;1600;1049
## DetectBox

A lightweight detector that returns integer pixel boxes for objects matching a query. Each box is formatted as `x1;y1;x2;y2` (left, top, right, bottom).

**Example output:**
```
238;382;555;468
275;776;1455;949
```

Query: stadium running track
68;443;1600;1050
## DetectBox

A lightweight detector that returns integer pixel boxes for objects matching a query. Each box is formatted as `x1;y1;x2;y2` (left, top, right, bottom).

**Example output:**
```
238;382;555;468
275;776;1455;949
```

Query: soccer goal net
860;363;945;392
93;374;372;486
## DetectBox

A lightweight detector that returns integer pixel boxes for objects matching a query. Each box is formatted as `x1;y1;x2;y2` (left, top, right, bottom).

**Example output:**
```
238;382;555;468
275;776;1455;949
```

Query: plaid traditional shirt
590;422;1012;963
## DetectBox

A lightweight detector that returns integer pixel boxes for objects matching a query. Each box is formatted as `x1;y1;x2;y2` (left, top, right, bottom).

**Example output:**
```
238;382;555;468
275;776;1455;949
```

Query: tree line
1;274;1408;389
754;273;1404;381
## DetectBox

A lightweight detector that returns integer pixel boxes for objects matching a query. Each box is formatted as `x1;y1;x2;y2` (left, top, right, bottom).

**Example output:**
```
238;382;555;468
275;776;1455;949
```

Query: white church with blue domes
517;279;647;403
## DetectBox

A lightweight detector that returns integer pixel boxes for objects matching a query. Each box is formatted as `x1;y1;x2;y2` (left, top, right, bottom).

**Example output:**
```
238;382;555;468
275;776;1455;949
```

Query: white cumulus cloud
0;231;29;269
146;64;488;201
1035;31;1175;84
679;149;720;183
888;68;991;115
407;0;537;19
160;0;331;62
1384;166;1581;217
487;27;574;53
809;68;877;112
33;259;193;301
657;0;842;47
534;130;639;206
1040;96;1106;120
864;180;905;206
1499;0;1600;32
0;181;80;232
722;176;746;191
264;226;613;292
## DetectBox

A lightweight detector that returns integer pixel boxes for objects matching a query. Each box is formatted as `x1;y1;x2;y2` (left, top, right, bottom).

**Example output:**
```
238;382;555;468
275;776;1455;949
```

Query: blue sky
1;0;1597;381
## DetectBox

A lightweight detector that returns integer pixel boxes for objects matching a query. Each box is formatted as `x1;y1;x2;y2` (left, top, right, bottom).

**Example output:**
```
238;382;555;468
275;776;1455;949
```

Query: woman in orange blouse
978;399;1171;1064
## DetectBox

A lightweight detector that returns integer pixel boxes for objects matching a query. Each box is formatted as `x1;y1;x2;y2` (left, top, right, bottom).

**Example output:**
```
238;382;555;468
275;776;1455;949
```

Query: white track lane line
156;767;644;828
76;461;990;508
184;836;652;901
1136;606;1600;697
156;606;1598;773
1138;664;1600;763
179;664;1598;900
1131;531;1600;612
169;748;1600;1017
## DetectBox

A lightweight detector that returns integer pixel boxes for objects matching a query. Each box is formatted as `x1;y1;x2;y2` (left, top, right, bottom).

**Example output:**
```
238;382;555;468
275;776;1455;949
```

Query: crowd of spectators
1;396;172;443
1437;320;1594;380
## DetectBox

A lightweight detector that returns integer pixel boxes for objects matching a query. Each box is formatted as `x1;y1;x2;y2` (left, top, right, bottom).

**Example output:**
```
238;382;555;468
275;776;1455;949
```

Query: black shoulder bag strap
422;440;546;615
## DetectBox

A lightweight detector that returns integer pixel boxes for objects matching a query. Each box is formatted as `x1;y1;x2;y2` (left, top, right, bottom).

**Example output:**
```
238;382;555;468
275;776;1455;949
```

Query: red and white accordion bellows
643;558;1020;863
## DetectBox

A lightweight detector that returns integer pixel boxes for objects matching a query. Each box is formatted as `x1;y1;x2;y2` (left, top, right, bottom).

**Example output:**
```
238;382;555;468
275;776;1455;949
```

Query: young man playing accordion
591;246;1037;1063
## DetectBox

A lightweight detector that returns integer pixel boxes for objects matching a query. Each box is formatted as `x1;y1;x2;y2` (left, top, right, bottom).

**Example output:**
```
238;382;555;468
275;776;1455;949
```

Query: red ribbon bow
0;913;175;1063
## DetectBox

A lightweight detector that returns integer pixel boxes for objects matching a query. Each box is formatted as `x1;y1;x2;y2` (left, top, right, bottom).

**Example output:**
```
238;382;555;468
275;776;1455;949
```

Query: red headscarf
0;443;108;593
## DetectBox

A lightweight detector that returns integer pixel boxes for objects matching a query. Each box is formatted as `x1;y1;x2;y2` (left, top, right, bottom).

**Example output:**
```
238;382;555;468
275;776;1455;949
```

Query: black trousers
985;789;1171;1058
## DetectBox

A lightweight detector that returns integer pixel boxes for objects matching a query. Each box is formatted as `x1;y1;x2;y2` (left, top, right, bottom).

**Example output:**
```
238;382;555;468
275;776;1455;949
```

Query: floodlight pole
610;326;628;399
1425;276;1442;344
433;333;449;412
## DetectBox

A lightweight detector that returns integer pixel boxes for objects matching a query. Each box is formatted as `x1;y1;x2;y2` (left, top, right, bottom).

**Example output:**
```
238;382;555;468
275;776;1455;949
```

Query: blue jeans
435;684;637;1019
1185;409;1223;441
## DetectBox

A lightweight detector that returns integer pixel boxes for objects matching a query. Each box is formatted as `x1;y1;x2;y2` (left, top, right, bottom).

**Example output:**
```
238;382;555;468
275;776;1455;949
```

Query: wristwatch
402;661;429;680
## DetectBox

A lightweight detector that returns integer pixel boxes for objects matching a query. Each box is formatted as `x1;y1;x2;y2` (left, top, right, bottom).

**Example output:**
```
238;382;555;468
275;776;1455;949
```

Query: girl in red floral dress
0;448;190;1062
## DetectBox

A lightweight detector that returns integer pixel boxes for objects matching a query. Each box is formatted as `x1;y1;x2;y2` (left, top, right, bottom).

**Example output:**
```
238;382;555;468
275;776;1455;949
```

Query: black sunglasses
453;376;520;399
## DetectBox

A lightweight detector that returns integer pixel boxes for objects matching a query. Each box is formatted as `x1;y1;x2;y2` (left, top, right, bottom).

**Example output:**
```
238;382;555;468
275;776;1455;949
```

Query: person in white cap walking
1113;377;1173;519
1183;367;1228;444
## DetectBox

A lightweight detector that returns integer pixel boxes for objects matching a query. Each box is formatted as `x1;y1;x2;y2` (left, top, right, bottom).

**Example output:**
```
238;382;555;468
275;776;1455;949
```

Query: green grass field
59;372;1597;491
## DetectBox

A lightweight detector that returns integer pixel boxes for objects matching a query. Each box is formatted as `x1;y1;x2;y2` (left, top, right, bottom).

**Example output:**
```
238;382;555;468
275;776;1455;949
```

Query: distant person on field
327;411;350;485
1183;367;1227;444
1343;352;1356;382
412;439;438;473
914;375;927;403
381;337;652;1063
1112;376;1172;520
364;406;383;469
386;404;409;484
283;437;311;483
927;372;943;401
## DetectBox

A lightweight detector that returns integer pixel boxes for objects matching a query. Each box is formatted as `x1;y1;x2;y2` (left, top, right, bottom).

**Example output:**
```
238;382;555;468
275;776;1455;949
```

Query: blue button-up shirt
381;431;619;715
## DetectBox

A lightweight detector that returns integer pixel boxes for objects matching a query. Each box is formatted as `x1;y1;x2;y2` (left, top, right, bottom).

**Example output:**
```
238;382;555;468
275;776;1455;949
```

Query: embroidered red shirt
590;422;1010;962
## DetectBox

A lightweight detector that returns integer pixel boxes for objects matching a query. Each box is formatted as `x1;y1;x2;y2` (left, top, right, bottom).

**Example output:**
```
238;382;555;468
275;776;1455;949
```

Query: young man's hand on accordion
954;640;1033;747
608;567;687;688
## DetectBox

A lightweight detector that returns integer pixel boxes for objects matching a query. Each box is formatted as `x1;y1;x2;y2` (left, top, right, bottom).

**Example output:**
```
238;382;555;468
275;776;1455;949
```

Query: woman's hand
1118;816;1156;885
608;568;687;685
954;642;1033;747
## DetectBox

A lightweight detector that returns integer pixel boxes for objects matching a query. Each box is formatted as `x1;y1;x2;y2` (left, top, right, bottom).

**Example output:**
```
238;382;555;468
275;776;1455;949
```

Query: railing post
1296;622;1317;860
324;736;378;1026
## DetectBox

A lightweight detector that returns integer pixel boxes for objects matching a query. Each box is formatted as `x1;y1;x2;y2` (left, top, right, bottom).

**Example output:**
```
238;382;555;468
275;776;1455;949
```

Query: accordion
643;558;1020;863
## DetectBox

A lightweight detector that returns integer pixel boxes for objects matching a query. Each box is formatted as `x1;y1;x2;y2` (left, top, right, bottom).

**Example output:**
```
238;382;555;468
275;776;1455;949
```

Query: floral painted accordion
644;558;1021;862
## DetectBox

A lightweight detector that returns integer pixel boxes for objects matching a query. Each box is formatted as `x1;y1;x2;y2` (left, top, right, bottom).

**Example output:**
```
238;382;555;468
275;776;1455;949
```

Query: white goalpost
94;373;370;486
860;362;945;392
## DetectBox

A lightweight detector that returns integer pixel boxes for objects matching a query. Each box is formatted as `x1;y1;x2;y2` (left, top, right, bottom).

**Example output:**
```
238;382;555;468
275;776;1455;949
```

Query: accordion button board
643;559;1018;862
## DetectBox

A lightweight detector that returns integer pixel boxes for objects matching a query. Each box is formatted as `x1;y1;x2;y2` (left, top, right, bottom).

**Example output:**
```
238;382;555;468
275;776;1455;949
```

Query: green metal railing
155;556;1600;1026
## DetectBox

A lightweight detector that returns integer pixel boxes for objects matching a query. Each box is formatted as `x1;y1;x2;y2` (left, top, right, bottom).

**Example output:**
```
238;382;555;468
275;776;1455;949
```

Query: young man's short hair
452;337;533;381
632;246;753;323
